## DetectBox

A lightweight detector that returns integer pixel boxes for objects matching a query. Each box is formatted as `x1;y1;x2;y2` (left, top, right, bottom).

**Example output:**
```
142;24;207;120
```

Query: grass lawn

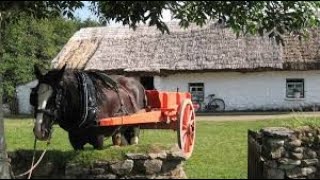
4;115;320;179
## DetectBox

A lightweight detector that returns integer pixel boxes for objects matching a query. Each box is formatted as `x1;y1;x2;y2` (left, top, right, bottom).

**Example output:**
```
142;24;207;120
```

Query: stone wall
249;126;320;179
9;146;187;179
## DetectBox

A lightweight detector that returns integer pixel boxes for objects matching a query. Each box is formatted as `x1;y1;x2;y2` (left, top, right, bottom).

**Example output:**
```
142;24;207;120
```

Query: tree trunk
0;78;12;179
0;12;13;179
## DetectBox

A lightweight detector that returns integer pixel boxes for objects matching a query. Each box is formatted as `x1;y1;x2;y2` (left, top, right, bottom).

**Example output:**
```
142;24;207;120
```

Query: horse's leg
112;132;121;146
120;134;129;146
123;128;131;144
88;134;105;150
68;131;86;150
123;126;140;145
112;131;128;146
130;126;140;145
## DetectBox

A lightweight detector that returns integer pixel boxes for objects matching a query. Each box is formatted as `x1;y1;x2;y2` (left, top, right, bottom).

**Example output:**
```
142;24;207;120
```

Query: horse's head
30;65;66;141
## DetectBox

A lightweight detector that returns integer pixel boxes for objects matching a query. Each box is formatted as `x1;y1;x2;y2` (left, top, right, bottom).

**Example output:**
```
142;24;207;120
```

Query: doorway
140;76;155;90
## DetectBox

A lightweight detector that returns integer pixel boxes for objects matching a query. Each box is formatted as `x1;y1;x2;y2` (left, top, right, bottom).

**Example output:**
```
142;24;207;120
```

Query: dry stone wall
249;126;320;179
9;146;187;179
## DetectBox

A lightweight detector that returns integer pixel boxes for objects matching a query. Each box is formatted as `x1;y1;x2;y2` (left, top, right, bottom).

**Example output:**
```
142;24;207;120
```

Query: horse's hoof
94;146;104;150
68;132;86;151
130;137;139;145
89;135;104;150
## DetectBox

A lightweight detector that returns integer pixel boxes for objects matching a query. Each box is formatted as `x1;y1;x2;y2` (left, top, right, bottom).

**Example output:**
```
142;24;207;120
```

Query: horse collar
76;72;99;128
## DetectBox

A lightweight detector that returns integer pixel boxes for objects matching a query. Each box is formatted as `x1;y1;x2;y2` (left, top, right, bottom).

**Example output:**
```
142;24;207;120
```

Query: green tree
0;1;319;51
0;16;100;105
0;2;84;178
93;1;320;44
79;18;101;28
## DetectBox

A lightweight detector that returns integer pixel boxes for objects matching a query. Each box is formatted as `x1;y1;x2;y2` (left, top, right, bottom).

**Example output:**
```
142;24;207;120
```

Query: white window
286;79;304;98
189;83;204;103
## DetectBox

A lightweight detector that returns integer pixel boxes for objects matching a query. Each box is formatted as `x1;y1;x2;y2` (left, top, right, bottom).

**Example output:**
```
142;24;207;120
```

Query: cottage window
189;83;204;103
286;79;304;98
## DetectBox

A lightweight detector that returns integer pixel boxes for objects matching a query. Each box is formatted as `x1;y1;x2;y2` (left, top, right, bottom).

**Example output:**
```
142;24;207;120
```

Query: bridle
18;83;66;179
31;82;66;128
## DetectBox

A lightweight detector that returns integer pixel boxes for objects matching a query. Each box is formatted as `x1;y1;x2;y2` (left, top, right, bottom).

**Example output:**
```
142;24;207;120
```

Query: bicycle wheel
194;103;202;112
211;98;225;112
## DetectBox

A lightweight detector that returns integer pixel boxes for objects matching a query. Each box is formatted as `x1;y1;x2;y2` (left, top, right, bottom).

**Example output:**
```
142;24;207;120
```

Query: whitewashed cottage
48;21;320;112
16;80;38;114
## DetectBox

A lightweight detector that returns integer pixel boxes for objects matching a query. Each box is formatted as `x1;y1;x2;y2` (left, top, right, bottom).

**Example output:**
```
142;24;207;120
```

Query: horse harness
74;71;131;129
30;71;133;131
75;72;98;128
24;72;137;179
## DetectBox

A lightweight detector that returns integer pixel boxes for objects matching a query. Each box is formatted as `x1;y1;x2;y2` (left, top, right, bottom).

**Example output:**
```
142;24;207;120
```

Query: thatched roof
51;21;320;74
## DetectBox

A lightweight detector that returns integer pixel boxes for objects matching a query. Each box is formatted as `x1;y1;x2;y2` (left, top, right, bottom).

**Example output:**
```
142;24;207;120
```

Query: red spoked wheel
177;99;196;159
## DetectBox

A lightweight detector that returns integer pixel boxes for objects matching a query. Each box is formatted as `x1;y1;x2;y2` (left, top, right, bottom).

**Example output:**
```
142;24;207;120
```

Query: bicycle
204;94;225;112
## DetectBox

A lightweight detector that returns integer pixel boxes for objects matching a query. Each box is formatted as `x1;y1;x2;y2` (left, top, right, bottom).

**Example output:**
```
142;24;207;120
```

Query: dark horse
30;65;146;150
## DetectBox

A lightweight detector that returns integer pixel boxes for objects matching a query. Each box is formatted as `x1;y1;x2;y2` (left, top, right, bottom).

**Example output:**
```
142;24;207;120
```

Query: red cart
98;90;196;159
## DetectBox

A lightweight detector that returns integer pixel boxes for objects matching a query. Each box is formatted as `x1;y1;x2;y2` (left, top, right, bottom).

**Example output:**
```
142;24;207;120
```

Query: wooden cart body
99;90;196;159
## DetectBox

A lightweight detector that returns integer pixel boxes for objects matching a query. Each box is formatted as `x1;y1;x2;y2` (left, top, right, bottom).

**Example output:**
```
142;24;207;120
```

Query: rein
14;122;54;179
36;109;56;118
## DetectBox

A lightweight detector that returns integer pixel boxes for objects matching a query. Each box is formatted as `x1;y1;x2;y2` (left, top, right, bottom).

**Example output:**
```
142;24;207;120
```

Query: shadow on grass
4;114;33;120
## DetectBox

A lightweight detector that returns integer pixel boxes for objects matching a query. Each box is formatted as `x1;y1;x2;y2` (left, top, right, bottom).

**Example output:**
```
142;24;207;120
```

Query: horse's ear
34;65;43;80
57;64;67;80
60;64;67;73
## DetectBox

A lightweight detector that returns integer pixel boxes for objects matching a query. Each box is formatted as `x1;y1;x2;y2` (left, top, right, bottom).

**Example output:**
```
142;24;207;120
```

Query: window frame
188;82;205;103
286;79;305;99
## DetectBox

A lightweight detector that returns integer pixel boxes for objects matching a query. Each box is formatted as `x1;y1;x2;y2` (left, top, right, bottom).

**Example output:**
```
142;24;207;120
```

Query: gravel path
196;112;320;122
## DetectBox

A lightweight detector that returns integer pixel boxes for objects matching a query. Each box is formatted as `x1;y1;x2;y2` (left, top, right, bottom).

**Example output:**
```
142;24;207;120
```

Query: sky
74;1;99;22
74;1;173;27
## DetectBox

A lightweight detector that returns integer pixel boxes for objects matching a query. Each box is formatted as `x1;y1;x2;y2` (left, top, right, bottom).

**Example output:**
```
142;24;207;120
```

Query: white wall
155;71;320;111
16;80;38;114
